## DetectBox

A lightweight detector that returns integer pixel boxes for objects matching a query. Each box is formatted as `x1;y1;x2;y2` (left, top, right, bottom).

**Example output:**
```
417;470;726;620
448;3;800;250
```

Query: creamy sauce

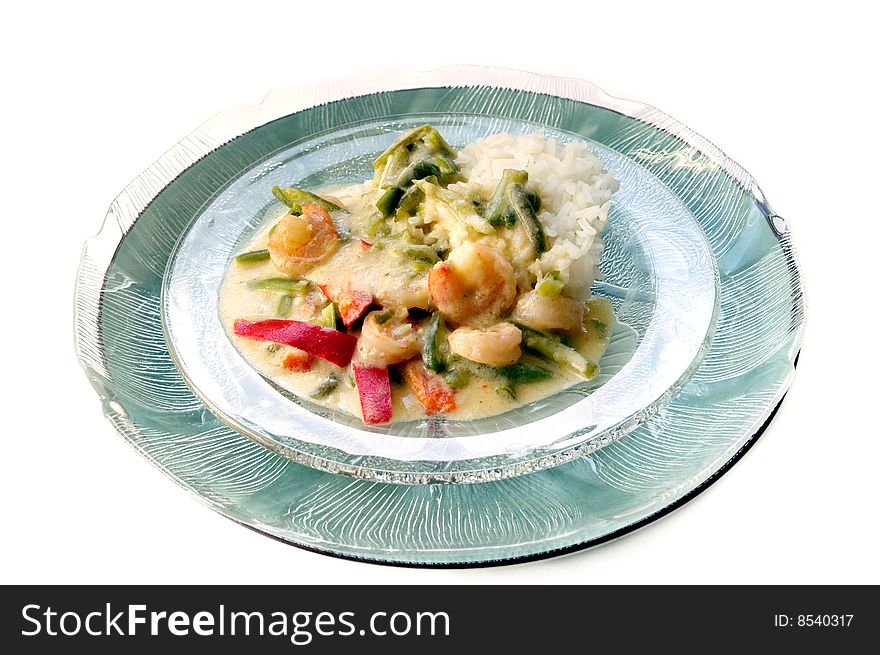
219;209;613;424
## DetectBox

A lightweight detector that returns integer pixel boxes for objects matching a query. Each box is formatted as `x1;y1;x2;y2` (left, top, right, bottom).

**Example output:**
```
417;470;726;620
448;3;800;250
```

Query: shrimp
268;203;339;276
428;242;516;327
356;310;421;367
510;290;584;332
447;322;522;367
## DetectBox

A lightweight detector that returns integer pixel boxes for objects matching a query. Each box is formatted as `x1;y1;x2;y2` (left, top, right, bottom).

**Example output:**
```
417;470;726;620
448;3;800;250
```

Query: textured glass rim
76;65;786;481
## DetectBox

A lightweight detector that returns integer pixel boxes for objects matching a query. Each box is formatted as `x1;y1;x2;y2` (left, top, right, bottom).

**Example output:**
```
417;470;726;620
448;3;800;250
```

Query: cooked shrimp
268;204;339;276
428;242;516;327
356;310;421;367
447;322;522;367
510;290;583;332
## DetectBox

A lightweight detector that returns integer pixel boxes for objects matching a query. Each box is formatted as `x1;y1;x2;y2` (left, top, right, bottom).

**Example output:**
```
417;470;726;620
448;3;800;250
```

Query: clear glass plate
162;114;717;483
75;66;804;564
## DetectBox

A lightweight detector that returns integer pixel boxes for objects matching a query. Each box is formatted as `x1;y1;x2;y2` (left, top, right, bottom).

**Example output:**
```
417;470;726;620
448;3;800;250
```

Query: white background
2;1;877;584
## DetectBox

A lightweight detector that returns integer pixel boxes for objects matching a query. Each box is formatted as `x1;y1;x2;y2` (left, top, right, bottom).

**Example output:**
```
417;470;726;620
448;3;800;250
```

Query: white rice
455;133;618;299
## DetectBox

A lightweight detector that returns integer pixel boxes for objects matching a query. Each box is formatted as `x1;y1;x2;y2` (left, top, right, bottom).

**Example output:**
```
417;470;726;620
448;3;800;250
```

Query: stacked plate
75;66;804;566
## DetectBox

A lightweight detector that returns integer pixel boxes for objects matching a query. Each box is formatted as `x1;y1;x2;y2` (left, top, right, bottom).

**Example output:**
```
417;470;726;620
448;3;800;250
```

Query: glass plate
162;114;717;483
75;66;804;565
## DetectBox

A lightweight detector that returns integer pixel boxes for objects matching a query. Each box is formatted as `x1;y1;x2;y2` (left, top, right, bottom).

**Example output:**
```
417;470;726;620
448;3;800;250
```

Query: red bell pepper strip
336;289;373;326
233;319;357;367
352;364;393;424
401;359;456;415
282;351;315;372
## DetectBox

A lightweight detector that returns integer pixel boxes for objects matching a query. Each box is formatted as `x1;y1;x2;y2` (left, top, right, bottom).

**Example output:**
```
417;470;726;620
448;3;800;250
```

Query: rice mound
455;133;618;299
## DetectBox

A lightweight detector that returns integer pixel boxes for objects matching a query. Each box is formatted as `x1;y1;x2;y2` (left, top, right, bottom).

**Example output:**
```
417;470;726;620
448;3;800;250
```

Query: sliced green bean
310;375;340;399
513;321;598;379
247;277;310;293
507;183;546;255
277;294;294;317
272;186;344;214
395;159;441;188
401;245;440;263
535;271;565;297
395;185;424;216
235;248;270;263
496;362;553;384
373;125;435;172
376;187;404;217
422;312;446;373
443;366;469;389
484;169;529;225
318;302;339;330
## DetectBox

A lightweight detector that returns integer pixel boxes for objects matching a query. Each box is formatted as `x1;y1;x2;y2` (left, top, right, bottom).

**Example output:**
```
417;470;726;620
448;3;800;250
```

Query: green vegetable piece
365;212;387;237
376;187;404;217
235;248;270;263
411;261;432;274
310;375;340;399
271;186;344;214
395;185;424;217
443;366;469;389
395;159;441;188
497;362;553;384
268;223;278;238
525;188;542;213
536;271;565;297
513;321;599;379
315;302;339;330
373;309;394;324
422;312;446;373
483;169;529;225
247;277;311;293
402;245;440;263
373;125;435;172
277;294;294;317
507;183;546;255
496;380;516;400
378;147;411;189
422;129;457;159
449;356;501;381
435;155;459;177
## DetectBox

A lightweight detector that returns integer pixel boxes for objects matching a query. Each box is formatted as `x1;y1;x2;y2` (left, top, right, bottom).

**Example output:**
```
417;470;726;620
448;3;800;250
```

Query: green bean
271;186;344;214
422;312;446;373
373;125;435;172
310;375;340;399
484;169;529;225
443;366;469;389
496;362;553;384
277;294;294;317
401;245;440;263
318;302;339;330
535;271;564;297
395;185;424;217
235;248;270;263
513;321;598;379
247;277;310;293
376;187;404;217
395;159;441;188
507;183;546;255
